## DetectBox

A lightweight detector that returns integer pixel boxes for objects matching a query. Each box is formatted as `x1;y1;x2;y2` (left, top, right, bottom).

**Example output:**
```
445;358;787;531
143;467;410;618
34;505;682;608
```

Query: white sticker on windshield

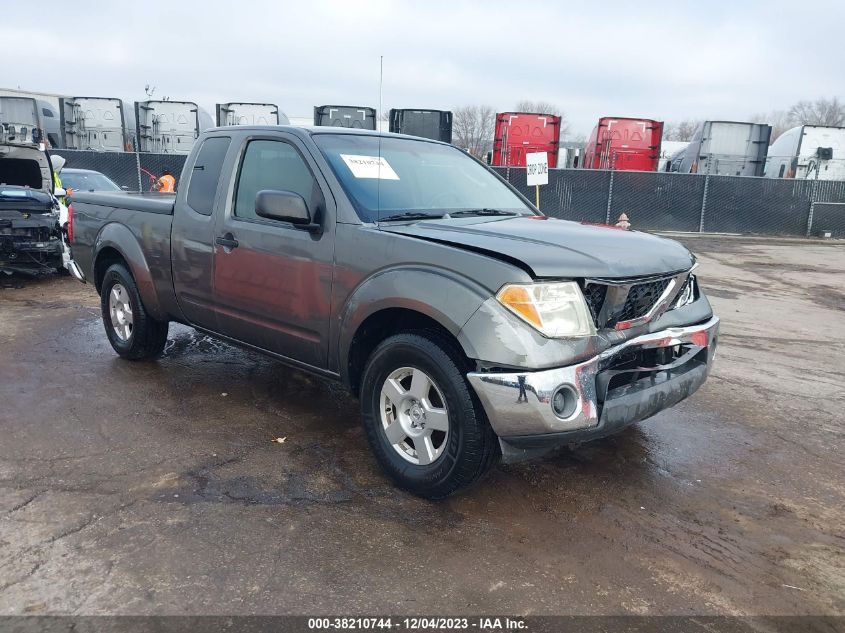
340;154;400;180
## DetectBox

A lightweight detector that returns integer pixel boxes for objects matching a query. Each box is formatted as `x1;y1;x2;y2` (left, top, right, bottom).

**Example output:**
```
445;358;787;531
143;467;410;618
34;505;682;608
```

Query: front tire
100;263;168;360
360;332;499;499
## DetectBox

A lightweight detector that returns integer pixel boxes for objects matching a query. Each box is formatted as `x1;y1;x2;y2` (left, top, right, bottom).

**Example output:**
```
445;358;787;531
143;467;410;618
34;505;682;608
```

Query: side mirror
121;186;130;191
255;189;317;229
54;187;67;198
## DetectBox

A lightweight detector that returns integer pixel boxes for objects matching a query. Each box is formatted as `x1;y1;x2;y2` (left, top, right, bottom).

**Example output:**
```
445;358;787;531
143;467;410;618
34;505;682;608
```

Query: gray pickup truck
66;126;718;498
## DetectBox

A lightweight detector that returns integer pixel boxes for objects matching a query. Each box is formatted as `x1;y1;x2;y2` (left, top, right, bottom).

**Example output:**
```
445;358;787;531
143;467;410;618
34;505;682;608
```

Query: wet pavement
0;236;843;616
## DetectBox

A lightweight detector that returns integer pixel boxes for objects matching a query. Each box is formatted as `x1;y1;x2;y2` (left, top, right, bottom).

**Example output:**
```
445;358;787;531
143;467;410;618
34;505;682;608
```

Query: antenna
379;55;384;130
377;55;383;222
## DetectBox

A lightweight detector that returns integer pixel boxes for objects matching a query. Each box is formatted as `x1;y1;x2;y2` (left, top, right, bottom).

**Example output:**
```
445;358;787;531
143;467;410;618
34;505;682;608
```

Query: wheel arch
93;223;166;321
339;266;491;394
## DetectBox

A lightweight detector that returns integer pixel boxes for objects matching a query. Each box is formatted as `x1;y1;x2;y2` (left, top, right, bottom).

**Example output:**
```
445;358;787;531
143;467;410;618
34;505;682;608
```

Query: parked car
60;168;124;192
0;140;70;275
65;126;719;498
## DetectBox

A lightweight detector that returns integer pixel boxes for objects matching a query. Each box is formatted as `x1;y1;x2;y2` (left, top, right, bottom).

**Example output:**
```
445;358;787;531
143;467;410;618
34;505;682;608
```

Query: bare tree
663;119;701;142
452;105;495;158
787;97;845;127
514;100;560;115
750;110;792;142
514;101;571;138
750;98;843;143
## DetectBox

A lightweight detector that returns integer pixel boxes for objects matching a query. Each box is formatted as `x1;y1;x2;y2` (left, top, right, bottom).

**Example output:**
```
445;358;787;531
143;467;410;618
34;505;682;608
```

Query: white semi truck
765;125;845;180
134;100;214;154
215;102;289;126
667;121;771;176
60;97;134;152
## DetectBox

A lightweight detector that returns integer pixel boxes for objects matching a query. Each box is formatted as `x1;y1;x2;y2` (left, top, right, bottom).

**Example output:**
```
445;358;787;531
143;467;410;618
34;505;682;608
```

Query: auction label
340;155;400;180
307;616;527;631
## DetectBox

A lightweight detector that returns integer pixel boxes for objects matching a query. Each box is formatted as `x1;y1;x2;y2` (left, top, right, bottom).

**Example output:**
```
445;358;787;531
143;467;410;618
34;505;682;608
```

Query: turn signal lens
497;285;542;329
496;282;596;338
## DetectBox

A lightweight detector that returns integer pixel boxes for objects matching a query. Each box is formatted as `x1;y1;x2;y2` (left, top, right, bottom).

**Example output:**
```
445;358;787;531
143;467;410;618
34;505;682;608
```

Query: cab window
187;136;231;215
234;140;320;221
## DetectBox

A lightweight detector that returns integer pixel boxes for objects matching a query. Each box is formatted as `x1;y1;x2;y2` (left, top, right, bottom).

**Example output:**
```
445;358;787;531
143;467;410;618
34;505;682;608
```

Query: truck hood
0;142;53;193
381;216;695;278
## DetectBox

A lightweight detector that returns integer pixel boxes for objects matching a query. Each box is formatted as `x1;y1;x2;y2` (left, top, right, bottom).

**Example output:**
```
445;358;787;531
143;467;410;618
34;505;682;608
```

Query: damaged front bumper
467;316;719;462
0;231;64;276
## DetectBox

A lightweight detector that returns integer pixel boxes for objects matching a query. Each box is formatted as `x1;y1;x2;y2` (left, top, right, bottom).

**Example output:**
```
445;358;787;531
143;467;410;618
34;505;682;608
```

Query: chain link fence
56;151;845;237
496;166;845;237
59;150;188;192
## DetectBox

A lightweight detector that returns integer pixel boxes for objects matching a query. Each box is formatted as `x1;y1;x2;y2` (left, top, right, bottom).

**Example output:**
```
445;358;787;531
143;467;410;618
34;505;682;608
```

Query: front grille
583;283;607;322
583;275;681;329
617;278;672;323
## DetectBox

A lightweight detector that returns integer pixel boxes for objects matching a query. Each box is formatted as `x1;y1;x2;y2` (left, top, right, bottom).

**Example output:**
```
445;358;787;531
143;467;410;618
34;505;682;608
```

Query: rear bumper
467;316;719;462
66;258;86;283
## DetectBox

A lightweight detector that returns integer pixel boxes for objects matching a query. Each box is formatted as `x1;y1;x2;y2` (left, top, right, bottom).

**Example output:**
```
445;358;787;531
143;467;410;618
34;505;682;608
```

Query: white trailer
765;125;845;180
60;96;131;152
668;121;771;176
134;100;213;153
558;141;586;169
0;88;62;147
216;102;288;126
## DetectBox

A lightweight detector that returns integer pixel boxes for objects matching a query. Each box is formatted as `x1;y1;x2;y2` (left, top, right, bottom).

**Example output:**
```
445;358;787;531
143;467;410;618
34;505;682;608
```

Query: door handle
215;234;239;250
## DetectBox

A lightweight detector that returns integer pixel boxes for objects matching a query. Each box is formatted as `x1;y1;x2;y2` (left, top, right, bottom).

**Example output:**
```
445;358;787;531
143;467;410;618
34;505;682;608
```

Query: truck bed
69;191;175;215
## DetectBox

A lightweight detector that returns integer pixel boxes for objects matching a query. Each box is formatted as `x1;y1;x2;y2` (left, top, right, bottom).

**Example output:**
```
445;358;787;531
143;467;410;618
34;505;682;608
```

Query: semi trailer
491;112;561;168
314;105;377;130
60;96;132;152
216;102;289;127
667;121;771;176
134;100;213;154
581;117;663;171
388;109;452;142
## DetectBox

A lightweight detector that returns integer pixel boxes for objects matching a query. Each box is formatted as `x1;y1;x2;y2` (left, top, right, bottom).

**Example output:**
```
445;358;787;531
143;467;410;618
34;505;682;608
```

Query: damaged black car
0;141;68;276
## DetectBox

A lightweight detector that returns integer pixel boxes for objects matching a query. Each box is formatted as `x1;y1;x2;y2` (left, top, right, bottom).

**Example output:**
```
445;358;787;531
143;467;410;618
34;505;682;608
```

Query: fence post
134;150;142;192
605;170;615;224
806;180;819;237
698;175;710;233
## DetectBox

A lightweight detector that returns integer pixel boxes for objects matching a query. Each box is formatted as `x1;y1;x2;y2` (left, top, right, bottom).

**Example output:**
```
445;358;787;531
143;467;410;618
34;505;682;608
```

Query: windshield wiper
378;212;446;222
450;208;519;217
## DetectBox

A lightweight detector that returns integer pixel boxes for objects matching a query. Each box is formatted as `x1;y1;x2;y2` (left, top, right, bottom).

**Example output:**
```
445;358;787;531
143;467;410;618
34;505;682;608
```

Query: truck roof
203;124;451;146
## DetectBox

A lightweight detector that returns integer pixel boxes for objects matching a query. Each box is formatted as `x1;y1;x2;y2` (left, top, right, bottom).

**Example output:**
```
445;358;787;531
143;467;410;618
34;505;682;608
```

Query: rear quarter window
187;136;231;215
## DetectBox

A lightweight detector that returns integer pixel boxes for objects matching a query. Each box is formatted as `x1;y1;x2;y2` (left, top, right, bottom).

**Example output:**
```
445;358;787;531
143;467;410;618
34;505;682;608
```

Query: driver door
211;134;335;370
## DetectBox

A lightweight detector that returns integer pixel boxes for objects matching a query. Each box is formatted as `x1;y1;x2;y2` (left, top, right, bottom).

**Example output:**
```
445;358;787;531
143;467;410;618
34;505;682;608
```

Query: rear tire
100;263;168;360
360;332;499;499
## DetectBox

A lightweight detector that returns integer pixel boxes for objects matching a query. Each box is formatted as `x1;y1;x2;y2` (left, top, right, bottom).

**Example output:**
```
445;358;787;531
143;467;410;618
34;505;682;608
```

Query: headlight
672;274;696;309
496;281;596;338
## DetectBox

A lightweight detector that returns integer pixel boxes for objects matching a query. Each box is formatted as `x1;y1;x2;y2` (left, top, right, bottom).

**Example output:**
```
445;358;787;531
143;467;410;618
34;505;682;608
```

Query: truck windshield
312;134;532;222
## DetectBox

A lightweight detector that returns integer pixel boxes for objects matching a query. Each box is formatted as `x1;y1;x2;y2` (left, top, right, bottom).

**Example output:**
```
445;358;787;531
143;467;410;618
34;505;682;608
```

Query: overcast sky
2;0;843;136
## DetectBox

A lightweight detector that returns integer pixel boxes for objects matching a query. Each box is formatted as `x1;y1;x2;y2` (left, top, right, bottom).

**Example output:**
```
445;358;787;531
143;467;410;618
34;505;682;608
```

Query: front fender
336;266;491;382
94;222;166;321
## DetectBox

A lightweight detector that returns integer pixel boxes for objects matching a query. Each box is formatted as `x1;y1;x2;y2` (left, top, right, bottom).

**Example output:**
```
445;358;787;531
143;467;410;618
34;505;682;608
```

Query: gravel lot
0;235;843;616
